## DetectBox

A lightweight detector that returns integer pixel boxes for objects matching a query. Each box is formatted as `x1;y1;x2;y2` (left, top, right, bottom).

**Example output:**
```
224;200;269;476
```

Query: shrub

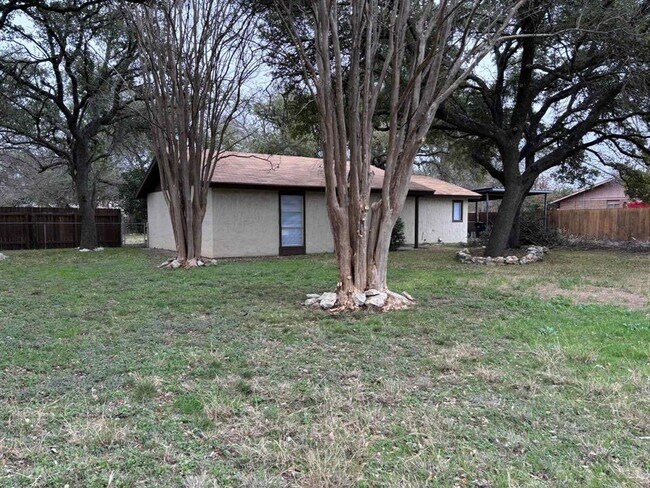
390;217;406;251
519;203;566;247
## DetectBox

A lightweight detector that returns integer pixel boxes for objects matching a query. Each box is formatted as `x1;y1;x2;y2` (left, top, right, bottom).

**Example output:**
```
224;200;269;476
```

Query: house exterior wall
147;190;214;255
147;191;176;252
305;191;334;254
146;189;469;257
401;197;416;246
212;188;279;258
417;197;468;245
557;181;628;210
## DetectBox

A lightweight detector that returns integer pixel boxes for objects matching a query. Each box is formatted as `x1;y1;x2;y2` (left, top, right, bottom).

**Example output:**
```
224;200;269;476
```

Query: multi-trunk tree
130;0;258;267
435;0;650;256
0;1;138;249
273;0;523;308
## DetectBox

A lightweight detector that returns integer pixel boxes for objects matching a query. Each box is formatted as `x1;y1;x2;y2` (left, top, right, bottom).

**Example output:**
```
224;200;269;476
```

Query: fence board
547;208;650;241
0;207;121;250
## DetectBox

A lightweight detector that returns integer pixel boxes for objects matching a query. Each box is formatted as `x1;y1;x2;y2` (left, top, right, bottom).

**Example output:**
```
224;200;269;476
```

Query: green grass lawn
0;247;648;487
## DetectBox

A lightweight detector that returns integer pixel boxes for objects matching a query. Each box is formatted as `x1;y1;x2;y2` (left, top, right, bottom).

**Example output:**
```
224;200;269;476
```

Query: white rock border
304;289;415;311
158;257;219;268
457;246;548;265
78;247;105;252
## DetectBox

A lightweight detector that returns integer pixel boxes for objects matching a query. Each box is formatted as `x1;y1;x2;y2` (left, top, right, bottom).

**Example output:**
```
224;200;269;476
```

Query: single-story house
551;178;630;210
136;153;480;258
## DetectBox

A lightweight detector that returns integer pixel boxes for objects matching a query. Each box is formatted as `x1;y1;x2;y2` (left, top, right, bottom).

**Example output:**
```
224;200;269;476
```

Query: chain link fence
121;221;148;247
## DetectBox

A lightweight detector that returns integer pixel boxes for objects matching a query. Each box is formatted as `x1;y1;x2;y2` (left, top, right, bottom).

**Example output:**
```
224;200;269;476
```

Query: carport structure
468;187;553;236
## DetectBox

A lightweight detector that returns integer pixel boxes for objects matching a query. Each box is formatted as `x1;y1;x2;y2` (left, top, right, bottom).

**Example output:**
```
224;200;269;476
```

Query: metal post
544;193;548;231
485;193;490;228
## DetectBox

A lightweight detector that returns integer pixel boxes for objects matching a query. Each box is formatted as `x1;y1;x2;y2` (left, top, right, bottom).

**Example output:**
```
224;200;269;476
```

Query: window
452;200;463;222
606;200;620;209
279;193;304;254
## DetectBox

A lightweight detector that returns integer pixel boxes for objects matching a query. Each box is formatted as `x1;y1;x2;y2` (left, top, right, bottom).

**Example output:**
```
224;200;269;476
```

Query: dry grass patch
66;416;129;448
536;283;648;310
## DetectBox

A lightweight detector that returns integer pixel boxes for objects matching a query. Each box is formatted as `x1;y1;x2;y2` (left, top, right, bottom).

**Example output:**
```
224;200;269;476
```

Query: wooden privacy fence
548;208;650;241
0;207;122;250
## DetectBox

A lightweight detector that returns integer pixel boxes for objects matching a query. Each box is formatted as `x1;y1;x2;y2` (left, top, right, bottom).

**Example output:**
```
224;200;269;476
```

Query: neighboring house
551;178;630;210
136;153;479;258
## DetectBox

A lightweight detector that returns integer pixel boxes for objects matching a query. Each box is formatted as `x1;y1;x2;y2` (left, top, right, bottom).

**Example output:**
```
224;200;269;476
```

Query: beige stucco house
137;153;479;258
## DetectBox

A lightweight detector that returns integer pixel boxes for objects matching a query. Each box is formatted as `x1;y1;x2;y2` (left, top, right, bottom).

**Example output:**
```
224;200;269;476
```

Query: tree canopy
433;0;650;254
0;1;138;247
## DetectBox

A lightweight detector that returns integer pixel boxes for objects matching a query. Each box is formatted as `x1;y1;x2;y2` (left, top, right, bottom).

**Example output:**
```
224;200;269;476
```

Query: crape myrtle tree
434;0;650;256
130;0;258;268
0;1;139;249
272;0;523;308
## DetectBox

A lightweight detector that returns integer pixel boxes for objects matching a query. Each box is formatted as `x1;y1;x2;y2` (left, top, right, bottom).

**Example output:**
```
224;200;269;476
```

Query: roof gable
550;178;622;205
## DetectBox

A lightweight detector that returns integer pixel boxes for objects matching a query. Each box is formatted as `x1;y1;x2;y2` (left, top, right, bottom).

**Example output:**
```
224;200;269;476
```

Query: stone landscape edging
456;246;548;265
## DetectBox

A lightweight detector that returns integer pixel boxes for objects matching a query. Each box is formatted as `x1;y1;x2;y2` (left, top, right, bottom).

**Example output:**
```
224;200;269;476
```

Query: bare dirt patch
537;284;648;310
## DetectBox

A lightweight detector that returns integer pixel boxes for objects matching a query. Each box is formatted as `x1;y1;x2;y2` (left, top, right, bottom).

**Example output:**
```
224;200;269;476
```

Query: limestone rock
94;247;105;252
365;289;382;297
459;245;547;266
170;259;182;269
304;297;320;307
387;290;410;304
0;253;7;261
366;292;388;308
353;292;367;307
306;293;321;299
79;248;91;253
402;291;415;301
319;292;338;309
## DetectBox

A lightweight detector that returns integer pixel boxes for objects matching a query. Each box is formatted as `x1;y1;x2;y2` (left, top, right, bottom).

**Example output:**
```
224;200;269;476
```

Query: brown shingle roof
137;152;479;198
211;152;479;197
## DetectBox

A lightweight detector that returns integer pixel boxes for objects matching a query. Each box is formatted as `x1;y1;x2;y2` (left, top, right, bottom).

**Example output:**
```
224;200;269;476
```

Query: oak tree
435;0;650;255
0;1;138;248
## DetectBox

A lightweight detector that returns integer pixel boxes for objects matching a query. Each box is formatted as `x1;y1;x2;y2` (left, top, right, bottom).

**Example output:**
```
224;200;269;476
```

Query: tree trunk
508;205;522;248
485;186;525;257
162;181;205;267
331;195;402;309
485;173;539;257
71;144;98;250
